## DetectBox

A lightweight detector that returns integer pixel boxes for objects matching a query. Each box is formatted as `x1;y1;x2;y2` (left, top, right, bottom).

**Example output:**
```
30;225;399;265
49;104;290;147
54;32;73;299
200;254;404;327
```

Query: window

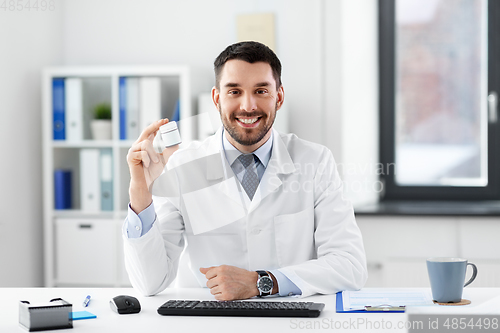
379;0;500;200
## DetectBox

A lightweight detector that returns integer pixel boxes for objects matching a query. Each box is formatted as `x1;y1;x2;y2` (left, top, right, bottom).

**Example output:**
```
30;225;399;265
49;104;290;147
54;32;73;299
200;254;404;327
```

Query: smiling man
124;41;367;301
213;57;282;152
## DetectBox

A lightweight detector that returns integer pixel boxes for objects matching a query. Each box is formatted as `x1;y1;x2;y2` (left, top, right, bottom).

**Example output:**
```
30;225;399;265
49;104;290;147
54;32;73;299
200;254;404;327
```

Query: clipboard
336;292;406;313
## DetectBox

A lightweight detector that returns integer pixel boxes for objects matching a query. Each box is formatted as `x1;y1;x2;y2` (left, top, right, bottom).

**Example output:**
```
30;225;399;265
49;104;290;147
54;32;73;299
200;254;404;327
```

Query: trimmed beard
219;103;277;146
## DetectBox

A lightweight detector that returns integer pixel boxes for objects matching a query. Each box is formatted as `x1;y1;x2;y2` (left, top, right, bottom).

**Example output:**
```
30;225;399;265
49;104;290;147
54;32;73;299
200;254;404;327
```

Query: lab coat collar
222;129;274;169
206;127;296;181
206;126;228;181
206;126;296;213
268;127;296;175
247;128;296;212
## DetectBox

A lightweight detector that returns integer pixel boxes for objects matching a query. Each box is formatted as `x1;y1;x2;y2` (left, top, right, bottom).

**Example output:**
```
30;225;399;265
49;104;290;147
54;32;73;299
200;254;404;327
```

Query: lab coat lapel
249;129;296;213
206;127;245;208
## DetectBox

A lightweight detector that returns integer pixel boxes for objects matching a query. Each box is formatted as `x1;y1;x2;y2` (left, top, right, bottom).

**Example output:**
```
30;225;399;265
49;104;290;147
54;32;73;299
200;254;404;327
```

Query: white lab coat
123;127;367;297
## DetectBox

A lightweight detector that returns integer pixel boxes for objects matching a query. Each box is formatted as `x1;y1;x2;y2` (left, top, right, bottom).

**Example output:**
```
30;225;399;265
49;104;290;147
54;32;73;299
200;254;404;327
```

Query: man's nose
240;94;257;112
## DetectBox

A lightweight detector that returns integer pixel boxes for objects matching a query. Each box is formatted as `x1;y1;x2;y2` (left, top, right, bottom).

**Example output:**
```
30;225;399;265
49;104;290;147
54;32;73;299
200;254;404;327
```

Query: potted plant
90;102;112;140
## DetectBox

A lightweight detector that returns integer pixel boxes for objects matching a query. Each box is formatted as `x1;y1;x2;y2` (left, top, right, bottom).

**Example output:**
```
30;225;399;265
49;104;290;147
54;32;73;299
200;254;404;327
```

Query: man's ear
211;86;220;112
276;85;285;111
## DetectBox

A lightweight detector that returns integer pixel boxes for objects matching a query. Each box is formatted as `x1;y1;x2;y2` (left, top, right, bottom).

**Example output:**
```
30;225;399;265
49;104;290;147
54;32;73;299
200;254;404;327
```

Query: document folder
336;289;433;313
336;292;405;313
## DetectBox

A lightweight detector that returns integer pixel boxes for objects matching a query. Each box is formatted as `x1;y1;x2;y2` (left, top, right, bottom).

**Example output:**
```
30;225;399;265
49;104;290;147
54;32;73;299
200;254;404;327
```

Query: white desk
1;288;499;333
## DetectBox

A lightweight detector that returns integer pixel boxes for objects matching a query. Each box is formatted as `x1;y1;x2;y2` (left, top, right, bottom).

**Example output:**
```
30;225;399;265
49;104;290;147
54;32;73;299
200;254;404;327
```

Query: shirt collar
222;128;274;167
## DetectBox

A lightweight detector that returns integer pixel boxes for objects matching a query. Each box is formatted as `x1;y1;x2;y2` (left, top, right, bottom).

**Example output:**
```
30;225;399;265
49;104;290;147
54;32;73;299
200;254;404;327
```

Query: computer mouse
110;295;141;314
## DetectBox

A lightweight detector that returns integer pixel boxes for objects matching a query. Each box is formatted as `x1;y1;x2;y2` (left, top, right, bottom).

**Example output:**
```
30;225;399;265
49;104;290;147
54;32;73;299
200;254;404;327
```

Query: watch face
258;276;273;293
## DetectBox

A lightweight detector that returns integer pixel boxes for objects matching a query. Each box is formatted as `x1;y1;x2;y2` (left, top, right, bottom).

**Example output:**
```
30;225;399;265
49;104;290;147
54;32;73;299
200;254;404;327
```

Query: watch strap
257;270;267;277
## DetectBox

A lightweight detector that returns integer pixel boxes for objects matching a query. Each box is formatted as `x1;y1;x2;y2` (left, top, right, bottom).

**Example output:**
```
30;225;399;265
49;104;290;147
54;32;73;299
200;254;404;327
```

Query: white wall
325;0;379;207
0;8;63;286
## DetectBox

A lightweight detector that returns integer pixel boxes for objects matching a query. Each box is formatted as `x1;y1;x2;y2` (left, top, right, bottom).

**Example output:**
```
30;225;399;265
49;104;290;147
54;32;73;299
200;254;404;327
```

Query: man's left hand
199;265;259;301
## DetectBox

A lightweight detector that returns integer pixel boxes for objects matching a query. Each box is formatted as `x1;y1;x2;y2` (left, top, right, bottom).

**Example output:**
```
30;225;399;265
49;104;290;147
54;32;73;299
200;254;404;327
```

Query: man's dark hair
214;41;282;90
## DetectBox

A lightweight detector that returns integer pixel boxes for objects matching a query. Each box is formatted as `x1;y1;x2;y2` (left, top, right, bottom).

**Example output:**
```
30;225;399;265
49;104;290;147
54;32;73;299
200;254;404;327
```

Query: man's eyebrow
223;82;272;88
254;82;271;87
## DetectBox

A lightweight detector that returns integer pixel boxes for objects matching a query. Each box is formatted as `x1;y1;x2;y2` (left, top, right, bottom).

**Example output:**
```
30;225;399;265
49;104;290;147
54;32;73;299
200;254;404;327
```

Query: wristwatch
256;270;273;297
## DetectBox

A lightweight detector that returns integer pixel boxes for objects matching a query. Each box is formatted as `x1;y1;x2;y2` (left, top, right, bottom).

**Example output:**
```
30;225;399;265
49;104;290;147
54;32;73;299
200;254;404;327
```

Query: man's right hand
126;119;179;214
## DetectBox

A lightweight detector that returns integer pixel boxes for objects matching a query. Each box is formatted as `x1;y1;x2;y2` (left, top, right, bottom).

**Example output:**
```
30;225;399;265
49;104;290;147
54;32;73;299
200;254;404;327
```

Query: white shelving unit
42;66;192;287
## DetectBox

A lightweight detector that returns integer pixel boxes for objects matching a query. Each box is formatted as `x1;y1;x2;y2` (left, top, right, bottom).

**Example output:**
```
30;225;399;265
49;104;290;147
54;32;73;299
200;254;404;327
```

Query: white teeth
239;118;258;124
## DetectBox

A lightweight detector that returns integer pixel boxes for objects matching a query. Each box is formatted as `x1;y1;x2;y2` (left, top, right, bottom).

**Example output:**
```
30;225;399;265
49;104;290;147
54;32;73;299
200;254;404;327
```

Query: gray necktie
238;154;259;200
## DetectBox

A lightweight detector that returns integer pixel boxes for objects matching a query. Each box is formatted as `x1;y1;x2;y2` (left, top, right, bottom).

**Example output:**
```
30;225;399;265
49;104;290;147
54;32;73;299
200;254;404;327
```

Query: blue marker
83;295;91;307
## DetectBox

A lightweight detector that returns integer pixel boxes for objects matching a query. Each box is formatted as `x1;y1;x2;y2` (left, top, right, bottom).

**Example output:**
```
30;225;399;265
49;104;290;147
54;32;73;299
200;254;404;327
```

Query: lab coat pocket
273;208;315;267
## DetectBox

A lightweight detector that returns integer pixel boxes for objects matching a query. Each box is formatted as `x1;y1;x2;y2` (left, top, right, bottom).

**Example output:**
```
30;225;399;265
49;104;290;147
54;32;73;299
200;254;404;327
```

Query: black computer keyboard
157;299;325;318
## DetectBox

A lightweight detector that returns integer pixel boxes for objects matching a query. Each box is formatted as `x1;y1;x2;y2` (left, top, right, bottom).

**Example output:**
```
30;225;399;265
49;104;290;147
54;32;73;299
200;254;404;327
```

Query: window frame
379;0;500;201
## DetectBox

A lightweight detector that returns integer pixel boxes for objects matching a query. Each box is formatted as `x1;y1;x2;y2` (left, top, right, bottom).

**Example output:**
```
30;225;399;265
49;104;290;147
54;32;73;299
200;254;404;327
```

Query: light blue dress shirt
125;129;301;296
